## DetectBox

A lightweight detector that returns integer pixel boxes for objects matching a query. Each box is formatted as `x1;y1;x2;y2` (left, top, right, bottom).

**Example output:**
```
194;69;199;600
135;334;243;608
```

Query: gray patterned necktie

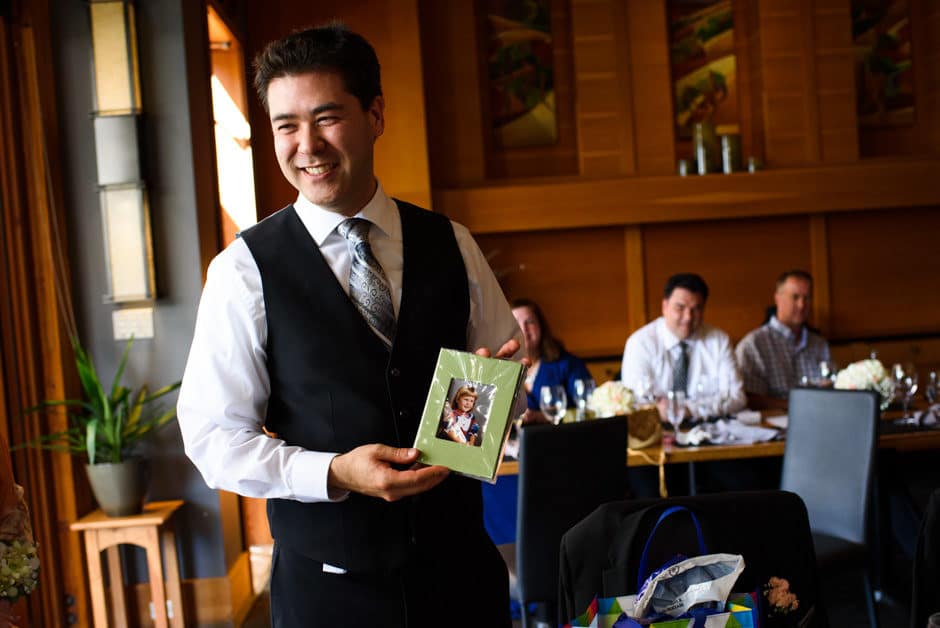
337;218;395;348
672;341;689;393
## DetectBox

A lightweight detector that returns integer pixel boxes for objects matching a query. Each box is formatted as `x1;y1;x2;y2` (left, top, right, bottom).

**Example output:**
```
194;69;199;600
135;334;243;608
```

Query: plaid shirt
735;317;830;398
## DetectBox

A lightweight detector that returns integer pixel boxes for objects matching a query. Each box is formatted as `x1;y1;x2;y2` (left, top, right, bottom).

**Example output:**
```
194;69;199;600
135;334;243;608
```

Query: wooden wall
421;0;940;366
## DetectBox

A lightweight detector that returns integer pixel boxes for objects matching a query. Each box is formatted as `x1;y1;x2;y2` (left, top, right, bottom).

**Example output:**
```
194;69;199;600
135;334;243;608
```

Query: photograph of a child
436;379;496;447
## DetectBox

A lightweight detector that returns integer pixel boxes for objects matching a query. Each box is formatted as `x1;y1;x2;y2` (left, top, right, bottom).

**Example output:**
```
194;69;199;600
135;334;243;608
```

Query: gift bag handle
637;506;707;588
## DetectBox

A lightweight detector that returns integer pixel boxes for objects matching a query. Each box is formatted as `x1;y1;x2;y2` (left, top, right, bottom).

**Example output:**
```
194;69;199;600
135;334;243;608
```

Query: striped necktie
672;341;689;393
337;218;395;349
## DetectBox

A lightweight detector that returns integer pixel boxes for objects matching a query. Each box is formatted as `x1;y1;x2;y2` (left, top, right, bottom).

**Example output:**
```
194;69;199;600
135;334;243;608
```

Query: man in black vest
178;24;521;627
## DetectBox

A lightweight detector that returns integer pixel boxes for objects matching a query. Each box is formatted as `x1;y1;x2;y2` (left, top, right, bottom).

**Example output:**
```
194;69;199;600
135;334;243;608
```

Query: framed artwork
668;0;739;139
481;0;558;148
852;0;915;127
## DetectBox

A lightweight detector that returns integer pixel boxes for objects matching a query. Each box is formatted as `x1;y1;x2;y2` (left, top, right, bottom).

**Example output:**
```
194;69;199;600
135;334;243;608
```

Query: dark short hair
252;23;382;112
510;297;564;362
663;273;709;302
775;269;813;290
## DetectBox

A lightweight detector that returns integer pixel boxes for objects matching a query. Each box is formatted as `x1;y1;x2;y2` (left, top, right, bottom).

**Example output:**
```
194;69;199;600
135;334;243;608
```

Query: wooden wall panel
642;217;813;342
750;1;858;166
571;0;634;176
475;228;629;356
624;1;674;174
741;0;766;162
418;1;486;187
813;4;858;162
828;206;940;339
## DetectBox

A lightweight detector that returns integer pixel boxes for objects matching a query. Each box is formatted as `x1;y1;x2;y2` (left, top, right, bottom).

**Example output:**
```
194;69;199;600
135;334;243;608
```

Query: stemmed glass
635;374;655;406
572;378;596;422
926;371;939;406
693;376;718;420
818;360;837;388
665;390;687;437
539;385;567;426
893;363;919;424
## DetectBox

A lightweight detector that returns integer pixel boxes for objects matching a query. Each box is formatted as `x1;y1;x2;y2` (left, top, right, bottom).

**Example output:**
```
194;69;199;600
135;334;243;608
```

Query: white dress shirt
621;317;746;414
177;182;520;505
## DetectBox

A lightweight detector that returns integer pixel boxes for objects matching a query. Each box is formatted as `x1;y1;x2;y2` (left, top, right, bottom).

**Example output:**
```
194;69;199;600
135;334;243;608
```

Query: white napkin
734;410;761;425
764;415;788;430
913;404;940;426
676;419;779;446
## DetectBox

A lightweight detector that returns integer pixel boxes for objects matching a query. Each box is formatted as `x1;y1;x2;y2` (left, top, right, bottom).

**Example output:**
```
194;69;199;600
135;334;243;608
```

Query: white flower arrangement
834;359;894;409
0;538;40;601
588;381;635;418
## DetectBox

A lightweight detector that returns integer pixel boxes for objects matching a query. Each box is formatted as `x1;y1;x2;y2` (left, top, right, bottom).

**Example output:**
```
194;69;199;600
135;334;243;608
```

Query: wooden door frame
1;1;94;625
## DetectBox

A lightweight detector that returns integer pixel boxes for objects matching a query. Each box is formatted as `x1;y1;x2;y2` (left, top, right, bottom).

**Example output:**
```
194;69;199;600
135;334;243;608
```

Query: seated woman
482;298;593;548
512;297;593;423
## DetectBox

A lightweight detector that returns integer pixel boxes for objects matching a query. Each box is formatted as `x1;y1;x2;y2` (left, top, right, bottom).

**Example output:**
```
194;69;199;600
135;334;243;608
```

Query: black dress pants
270;536;511;627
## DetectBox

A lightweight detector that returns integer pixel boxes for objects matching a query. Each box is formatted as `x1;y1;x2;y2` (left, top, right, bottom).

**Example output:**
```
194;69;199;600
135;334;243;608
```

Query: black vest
241;200;486;574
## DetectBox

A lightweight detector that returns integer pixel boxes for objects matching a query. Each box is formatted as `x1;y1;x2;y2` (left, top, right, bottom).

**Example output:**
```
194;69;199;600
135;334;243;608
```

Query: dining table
496;406;940;475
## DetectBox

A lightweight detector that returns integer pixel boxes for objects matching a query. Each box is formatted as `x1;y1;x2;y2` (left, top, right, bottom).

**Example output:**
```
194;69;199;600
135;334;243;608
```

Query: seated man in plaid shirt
735;270;830;410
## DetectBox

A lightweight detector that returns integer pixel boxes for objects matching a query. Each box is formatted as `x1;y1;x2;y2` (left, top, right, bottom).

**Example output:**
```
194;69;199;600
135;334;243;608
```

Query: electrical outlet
112;307;154;340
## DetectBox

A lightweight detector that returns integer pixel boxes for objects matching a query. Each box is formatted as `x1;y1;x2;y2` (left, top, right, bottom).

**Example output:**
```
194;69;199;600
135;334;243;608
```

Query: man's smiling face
268;71;384;216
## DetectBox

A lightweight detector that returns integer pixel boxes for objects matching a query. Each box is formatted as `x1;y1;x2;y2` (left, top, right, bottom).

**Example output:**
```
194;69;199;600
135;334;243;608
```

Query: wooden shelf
432;158;940;234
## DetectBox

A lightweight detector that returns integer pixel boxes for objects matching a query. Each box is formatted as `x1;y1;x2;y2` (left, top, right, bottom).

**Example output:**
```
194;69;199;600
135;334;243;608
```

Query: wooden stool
70;500;185;628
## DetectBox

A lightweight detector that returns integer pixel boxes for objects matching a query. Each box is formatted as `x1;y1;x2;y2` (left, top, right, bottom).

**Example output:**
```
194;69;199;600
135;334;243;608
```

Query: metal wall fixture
89;0;155;303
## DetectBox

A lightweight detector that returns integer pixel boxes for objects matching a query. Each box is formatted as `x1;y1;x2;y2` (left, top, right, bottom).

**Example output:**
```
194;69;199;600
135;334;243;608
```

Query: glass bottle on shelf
692;121;720;175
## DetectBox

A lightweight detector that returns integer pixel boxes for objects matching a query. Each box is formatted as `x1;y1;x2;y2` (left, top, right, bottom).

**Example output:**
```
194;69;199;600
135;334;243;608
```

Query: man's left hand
474;338;524;362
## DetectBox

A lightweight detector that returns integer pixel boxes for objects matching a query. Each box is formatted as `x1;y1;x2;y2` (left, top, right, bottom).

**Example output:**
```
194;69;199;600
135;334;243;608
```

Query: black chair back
558;490;824;627
515;416;627;620
781;388;879;545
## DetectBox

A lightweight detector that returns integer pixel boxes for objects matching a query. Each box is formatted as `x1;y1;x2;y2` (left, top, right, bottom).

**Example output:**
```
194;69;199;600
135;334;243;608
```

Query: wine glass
635;374;655;405
894;366;919;424
572;378;596;422
539;385;567;426
818;360;836;388
926;371;938;406
665;390;687;436
692;377;717;420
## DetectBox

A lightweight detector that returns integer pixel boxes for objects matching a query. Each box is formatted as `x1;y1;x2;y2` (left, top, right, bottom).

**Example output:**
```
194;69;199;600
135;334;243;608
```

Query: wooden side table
70;500;186;628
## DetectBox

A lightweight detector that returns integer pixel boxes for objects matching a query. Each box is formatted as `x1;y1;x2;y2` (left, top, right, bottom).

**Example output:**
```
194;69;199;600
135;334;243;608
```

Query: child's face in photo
457;395;475;412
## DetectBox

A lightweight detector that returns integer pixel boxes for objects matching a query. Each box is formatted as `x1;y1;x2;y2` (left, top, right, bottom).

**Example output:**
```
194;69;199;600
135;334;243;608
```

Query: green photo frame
414;349;525;482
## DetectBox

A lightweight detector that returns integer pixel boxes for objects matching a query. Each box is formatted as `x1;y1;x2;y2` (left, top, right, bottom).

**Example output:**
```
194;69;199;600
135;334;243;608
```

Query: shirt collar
293;180;398;246
656;317;698;351
768;315;808;350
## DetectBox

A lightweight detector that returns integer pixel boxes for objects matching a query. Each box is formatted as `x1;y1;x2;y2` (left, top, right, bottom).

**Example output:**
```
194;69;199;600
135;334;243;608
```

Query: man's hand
328;445;449;502
474;338;521;360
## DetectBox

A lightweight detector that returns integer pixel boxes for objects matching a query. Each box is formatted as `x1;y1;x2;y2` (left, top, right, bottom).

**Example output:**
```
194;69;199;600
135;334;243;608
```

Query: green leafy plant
22;337;180;465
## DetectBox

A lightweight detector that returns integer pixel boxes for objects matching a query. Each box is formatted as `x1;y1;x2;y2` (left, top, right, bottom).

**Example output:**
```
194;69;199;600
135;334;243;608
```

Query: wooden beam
433;159;940;233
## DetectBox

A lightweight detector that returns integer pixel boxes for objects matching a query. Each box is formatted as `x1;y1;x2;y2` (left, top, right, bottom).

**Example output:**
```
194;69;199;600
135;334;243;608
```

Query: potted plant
22;337;180;516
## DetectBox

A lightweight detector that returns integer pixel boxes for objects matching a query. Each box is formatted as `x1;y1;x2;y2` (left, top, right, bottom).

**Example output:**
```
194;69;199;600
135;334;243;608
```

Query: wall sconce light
89;0;155;303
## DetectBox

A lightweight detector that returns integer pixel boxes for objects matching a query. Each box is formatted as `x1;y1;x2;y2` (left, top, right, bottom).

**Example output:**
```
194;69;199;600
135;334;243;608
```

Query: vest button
398;409;410;419
390;367;401;377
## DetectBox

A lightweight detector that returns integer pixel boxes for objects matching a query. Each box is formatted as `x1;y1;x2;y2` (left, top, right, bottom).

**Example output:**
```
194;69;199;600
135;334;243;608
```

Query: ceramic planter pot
84;459;148;517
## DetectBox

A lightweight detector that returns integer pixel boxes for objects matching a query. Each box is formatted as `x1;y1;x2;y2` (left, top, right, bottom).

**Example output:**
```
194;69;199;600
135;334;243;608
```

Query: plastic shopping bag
565;506;758;628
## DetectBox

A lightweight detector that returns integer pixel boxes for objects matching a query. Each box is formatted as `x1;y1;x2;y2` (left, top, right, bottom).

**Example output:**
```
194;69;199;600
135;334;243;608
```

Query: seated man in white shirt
735;270;830;409
621;273;746;417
